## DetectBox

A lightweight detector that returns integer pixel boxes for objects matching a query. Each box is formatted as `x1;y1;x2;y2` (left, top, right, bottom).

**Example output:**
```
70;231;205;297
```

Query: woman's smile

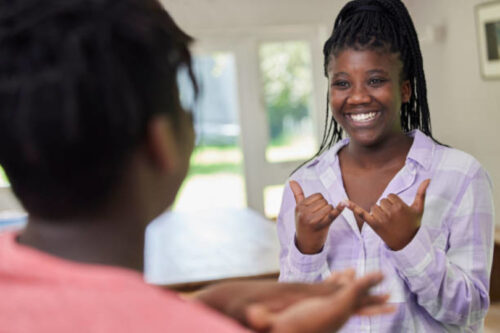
344;110;381;127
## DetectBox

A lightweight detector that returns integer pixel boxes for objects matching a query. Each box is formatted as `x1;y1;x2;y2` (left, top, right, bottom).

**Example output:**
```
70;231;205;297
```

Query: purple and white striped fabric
277;130;495;332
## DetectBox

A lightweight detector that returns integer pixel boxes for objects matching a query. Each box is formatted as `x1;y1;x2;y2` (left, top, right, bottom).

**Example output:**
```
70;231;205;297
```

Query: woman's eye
368;78;387;86
332;81;350;88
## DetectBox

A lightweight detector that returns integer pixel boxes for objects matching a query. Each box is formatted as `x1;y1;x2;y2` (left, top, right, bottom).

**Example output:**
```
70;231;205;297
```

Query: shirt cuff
384;227;434;278
288;235;329;273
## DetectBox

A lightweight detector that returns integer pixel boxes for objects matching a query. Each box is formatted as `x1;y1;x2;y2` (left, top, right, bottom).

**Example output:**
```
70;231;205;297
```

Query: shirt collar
306;129;435;170
405;129;435;170
305;138;349;169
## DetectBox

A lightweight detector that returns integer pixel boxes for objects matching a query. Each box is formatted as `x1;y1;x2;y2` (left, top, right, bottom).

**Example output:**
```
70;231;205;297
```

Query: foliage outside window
259;41;316;163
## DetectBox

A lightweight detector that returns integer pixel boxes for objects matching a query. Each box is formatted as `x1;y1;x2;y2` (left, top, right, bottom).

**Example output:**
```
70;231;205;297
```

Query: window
173;52;246;211
0;166;8;187
259;41;317;164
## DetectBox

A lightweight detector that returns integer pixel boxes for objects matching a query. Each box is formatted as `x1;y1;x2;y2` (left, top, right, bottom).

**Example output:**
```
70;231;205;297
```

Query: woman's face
327;48;410;147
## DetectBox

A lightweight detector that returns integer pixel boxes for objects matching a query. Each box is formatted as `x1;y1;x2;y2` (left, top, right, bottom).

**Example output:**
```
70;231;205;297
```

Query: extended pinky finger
328;205;345;220
316;212;335;229
345;200;376;224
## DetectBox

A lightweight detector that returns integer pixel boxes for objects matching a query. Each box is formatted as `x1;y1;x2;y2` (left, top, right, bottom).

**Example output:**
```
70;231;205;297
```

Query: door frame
190;24;329;215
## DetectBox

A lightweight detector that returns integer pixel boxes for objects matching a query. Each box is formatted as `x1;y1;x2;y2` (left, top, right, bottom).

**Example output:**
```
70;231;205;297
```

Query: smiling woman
277;0;495;332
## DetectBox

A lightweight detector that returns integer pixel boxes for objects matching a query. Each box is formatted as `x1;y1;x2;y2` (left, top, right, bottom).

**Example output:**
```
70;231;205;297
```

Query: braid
306;0;438;168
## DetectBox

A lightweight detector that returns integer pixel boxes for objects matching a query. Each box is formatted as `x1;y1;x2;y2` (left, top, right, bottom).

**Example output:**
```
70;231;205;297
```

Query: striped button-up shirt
278;130;495;332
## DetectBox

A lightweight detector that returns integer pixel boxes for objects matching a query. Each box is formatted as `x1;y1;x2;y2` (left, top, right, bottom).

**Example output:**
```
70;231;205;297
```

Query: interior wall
161;0;344;33
407;0;500;226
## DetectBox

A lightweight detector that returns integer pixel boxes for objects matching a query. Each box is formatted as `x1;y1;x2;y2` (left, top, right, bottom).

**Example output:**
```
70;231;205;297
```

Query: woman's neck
343;132;413;170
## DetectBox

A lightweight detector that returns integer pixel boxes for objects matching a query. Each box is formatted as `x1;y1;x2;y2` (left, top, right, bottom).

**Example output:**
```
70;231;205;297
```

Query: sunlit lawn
173;136;315;215
0;167;8;187
173;145;245;211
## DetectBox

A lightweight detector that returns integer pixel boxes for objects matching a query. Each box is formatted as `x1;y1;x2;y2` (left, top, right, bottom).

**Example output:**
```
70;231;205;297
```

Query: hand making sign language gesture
290;179;431;253
344;179;431;251
290;180;345;254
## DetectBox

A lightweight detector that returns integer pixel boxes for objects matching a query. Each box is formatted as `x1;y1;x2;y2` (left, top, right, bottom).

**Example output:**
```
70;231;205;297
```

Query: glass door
174;49;246;211
174;27;327;219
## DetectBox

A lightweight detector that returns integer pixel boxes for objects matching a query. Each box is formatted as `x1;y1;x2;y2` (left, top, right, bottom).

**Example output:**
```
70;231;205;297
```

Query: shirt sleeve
385;166;495;326
277;181;331;283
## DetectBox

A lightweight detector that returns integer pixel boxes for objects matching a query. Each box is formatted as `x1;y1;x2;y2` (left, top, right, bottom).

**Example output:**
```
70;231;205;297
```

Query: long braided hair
313;0;435;160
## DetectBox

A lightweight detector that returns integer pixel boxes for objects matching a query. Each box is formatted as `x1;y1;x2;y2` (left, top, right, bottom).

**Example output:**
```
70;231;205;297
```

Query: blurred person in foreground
0;0;393;332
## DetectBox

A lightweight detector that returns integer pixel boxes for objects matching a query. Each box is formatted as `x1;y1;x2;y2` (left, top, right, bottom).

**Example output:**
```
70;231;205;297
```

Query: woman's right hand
290;181;345;254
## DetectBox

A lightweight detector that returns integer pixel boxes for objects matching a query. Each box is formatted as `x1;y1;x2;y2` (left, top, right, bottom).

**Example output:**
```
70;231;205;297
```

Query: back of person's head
0;0;196;219
318;0;433;152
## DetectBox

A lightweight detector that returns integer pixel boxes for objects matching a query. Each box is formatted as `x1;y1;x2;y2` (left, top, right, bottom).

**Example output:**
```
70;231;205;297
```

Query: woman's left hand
345;179;431;251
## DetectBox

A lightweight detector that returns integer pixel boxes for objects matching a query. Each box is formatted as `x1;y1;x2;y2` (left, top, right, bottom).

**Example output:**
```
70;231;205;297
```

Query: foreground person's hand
196;269;393;332
245;271;394;333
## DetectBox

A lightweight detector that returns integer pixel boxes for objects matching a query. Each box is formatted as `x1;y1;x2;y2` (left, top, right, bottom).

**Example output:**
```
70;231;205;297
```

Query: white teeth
349;112;377;122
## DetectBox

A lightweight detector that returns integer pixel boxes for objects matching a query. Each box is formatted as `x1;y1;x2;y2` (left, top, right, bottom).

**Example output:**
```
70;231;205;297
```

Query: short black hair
316;0;435;158
0;0;196;218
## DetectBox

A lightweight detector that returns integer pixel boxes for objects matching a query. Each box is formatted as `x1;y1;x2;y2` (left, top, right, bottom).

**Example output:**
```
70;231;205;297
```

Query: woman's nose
347;85;371;105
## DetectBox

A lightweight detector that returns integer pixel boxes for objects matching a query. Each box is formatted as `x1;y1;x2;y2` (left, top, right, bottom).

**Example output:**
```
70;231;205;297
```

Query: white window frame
189;24;329;215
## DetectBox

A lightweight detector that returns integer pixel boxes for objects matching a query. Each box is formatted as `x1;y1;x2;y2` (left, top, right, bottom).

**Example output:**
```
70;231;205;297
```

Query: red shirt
0;232;247;332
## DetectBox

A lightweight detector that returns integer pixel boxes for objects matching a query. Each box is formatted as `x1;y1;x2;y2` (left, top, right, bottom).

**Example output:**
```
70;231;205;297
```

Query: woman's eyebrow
366;69;389;75
332;71;349;78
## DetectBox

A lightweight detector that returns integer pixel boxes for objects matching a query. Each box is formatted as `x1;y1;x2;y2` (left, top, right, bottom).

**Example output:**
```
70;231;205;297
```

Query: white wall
161;0;500;226
407;0;500;226
0;187;23;212
161;0;344;33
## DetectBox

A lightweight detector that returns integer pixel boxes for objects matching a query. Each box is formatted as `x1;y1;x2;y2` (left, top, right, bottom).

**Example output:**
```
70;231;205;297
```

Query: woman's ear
401;80;411;103
145;115;179;174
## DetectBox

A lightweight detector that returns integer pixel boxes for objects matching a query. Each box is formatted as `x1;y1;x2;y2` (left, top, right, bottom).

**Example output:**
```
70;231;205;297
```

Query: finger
358;294;390;307
245;304;274;331
357;304;396;316
379;199;393;215
289;181;305;205
369;205;387;226
303;193;326;206
386;193;403;205
282;272;385;333
324;271;343;284
351;272;384;292
308;198;330;213
316;204;346;228
315;211;336;230
324;268;355;291
411;179;431;213
336;269;356;287
322;272;385;317
345;200;377;224
310;204;334;225
328;203;345;220
339;268;356;280
325;268;355;284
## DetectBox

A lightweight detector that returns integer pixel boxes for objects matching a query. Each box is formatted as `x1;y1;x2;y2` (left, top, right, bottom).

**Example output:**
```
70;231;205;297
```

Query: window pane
259;41;317;163
0;166;9;187
263;185;284;219
173;53;246;211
